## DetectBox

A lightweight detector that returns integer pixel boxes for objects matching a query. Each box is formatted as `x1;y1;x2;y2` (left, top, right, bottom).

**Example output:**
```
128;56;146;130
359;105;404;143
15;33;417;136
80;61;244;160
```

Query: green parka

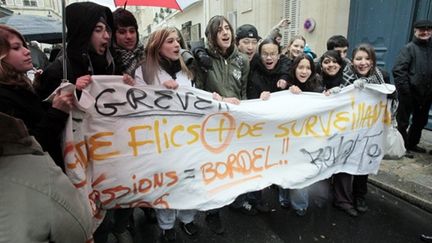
195;46;250;100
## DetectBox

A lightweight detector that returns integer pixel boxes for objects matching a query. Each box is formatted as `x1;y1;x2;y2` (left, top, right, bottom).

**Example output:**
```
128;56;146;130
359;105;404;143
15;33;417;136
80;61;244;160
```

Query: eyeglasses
261;53;279;58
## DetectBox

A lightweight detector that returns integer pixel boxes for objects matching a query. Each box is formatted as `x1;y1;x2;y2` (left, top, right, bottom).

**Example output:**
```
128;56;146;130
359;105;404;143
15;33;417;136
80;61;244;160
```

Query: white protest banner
63;76;394;215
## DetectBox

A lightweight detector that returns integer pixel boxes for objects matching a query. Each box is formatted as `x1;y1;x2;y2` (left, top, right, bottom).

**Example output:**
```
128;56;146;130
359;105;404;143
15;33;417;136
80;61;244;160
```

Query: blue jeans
279;187;309;210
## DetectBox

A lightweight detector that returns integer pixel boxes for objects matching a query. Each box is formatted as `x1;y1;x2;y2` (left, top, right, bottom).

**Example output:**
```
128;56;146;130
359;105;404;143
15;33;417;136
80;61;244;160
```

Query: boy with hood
35;3;134;243
36;2;115;99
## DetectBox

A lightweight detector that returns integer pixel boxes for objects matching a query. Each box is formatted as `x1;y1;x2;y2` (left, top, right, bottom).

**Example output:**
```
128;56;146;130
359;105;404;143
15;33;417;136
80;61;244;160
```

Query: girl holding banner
245;38;291;213
319;50;361;217
341;43;391;215
135;26;197;242
247;38;290;100
280;53;324;216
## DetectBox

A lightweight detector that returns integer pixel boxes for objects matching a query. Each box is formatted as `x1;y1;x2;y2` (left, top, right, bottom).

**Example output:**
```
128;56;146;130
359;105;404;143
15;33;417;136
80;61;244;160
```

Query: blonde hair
284;35;306;59
0;24;33;90
143;26;193;84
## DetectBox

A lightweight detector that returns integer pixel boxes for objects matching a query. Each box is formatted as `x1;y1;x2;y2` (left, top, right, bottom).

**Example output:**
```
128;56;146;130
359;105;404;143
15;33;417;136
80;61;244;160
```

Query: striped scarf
342;65;384;87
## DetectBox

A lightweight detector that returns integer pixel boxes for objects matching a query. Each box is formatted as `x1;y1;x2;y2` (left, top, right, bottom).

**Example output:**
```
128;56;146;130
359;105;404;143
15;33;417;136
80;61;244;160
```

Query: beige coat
0;113;93;243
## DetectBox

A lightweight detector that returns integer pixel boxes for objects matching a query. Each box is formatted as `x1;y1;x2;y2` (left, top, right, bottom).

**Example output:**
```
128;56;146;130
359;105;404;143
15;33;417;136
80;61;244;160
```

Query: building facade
142;0;350;56
1;0;62;19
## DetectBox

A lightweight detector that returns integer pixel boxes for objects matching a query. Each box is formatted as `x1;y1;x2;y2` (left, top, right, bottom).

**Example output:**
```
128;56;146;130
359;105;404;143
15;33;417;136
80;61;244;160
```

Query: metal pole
61;0;68;82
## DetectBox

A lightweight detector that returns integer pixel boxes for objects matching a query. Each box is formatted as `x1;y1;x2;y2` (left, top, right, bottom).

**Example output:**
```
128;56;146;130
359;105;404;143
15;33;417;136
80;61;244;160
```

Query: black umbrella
0;14;62;44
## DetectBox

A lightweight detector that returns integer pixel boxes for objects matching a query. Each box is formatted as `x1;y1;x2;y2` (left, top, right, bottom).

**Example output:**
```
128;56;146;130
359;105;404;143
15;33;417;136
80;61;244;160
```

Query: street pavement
129;184;431;243
369;129;432;213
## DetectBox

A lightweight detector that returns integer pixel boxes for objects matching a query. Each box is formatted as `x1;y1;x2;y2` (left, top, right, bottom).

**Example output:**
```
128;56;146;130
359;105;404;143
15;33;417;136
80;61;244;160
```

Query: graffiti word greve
300;131;382;175
95;88;226;116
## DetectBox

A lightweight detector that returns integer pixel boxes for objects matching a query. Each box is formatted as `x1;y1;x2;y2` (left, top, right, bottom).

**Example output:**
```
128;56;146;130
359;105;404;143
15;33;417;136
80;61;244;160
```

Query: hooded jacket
392;36;432;100
36;2;115;99
195;46;249;100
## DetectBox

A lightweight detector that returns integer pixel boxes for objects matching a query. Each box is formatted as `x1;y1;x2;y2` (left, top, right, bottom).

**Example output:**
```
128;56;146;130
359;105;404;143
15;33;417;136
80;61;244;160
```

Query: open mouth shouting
221;36;231;45
264;60;276;70
298;73;309;82
94;42;108;55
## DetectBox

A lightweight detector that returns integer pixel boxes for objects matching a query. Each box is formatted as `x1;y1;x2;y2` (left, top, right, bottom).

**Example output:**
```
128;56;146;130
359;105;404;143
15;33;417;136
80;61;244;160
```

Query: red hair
0;24;32;89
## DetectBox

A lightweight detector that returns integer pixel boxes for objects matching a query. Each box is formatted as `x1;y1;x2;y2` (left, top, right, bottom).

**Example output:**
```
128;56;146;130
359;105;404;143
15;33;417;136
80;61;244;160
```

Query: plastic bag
383;99;406;159
383;125;406;159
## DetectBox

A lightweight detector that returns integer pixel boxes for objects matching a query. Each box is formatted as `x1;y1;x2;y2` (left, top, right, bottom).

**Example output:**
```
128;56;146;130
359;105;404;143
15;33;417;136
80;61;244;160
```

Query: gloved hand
191;40;213;71
353;79;366;89
328;86;341;94
192;46;213;71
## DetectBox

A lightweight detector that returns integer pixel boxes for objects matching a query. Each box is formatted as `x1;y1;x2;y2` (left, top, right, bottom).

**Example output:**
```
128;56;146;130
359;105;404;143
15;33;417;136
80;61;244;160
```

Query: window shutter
5;0;14;5
15;0;23;6
37;0;43;7
283;0;300;46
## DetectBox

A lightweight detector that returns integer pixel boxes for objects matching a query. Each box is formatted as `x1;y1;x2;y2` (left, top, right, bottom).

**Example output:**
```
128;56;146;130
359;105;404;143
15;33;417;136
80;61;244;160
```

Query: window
0;0;6;5
283;0;300;46
23;0;37;7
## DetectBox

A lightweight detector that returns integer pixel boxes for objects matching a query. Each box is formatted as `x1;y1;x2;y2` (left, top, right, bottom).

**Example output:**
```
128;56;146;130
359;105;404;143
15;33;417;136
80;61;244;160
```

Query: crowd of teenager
1;2;432;242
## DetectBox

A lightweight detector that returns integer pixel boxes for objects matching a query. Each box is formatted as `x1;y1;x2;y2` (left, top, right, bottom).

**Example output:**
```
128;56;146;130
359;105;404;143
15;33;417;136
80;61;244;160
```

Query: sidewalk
369;130;432;213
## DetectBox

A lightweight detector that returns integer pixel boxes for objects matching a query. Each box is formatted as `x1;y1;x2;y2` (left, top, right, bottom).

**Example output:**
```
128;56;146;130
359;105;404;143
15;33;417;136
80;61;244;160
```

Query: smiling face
352;50;372;77
3;35;33;73
289;38;305;58
91;22;111;55
238;37;258;61
414;27;432;41
260;43;279;70
160;31;180;61
115;26;137;51
321;56;341;76
216;20;232;54
295;58;312;83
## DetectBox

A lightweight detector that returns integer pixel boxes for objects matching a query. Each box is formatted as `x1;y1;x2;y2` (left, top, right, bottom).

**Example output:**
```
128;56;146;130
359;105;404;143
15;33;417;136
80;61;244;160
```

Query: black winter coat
290;74;324;93
321;69;344;90
247;54;290;99
0;84;68;168
392;36;432;100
